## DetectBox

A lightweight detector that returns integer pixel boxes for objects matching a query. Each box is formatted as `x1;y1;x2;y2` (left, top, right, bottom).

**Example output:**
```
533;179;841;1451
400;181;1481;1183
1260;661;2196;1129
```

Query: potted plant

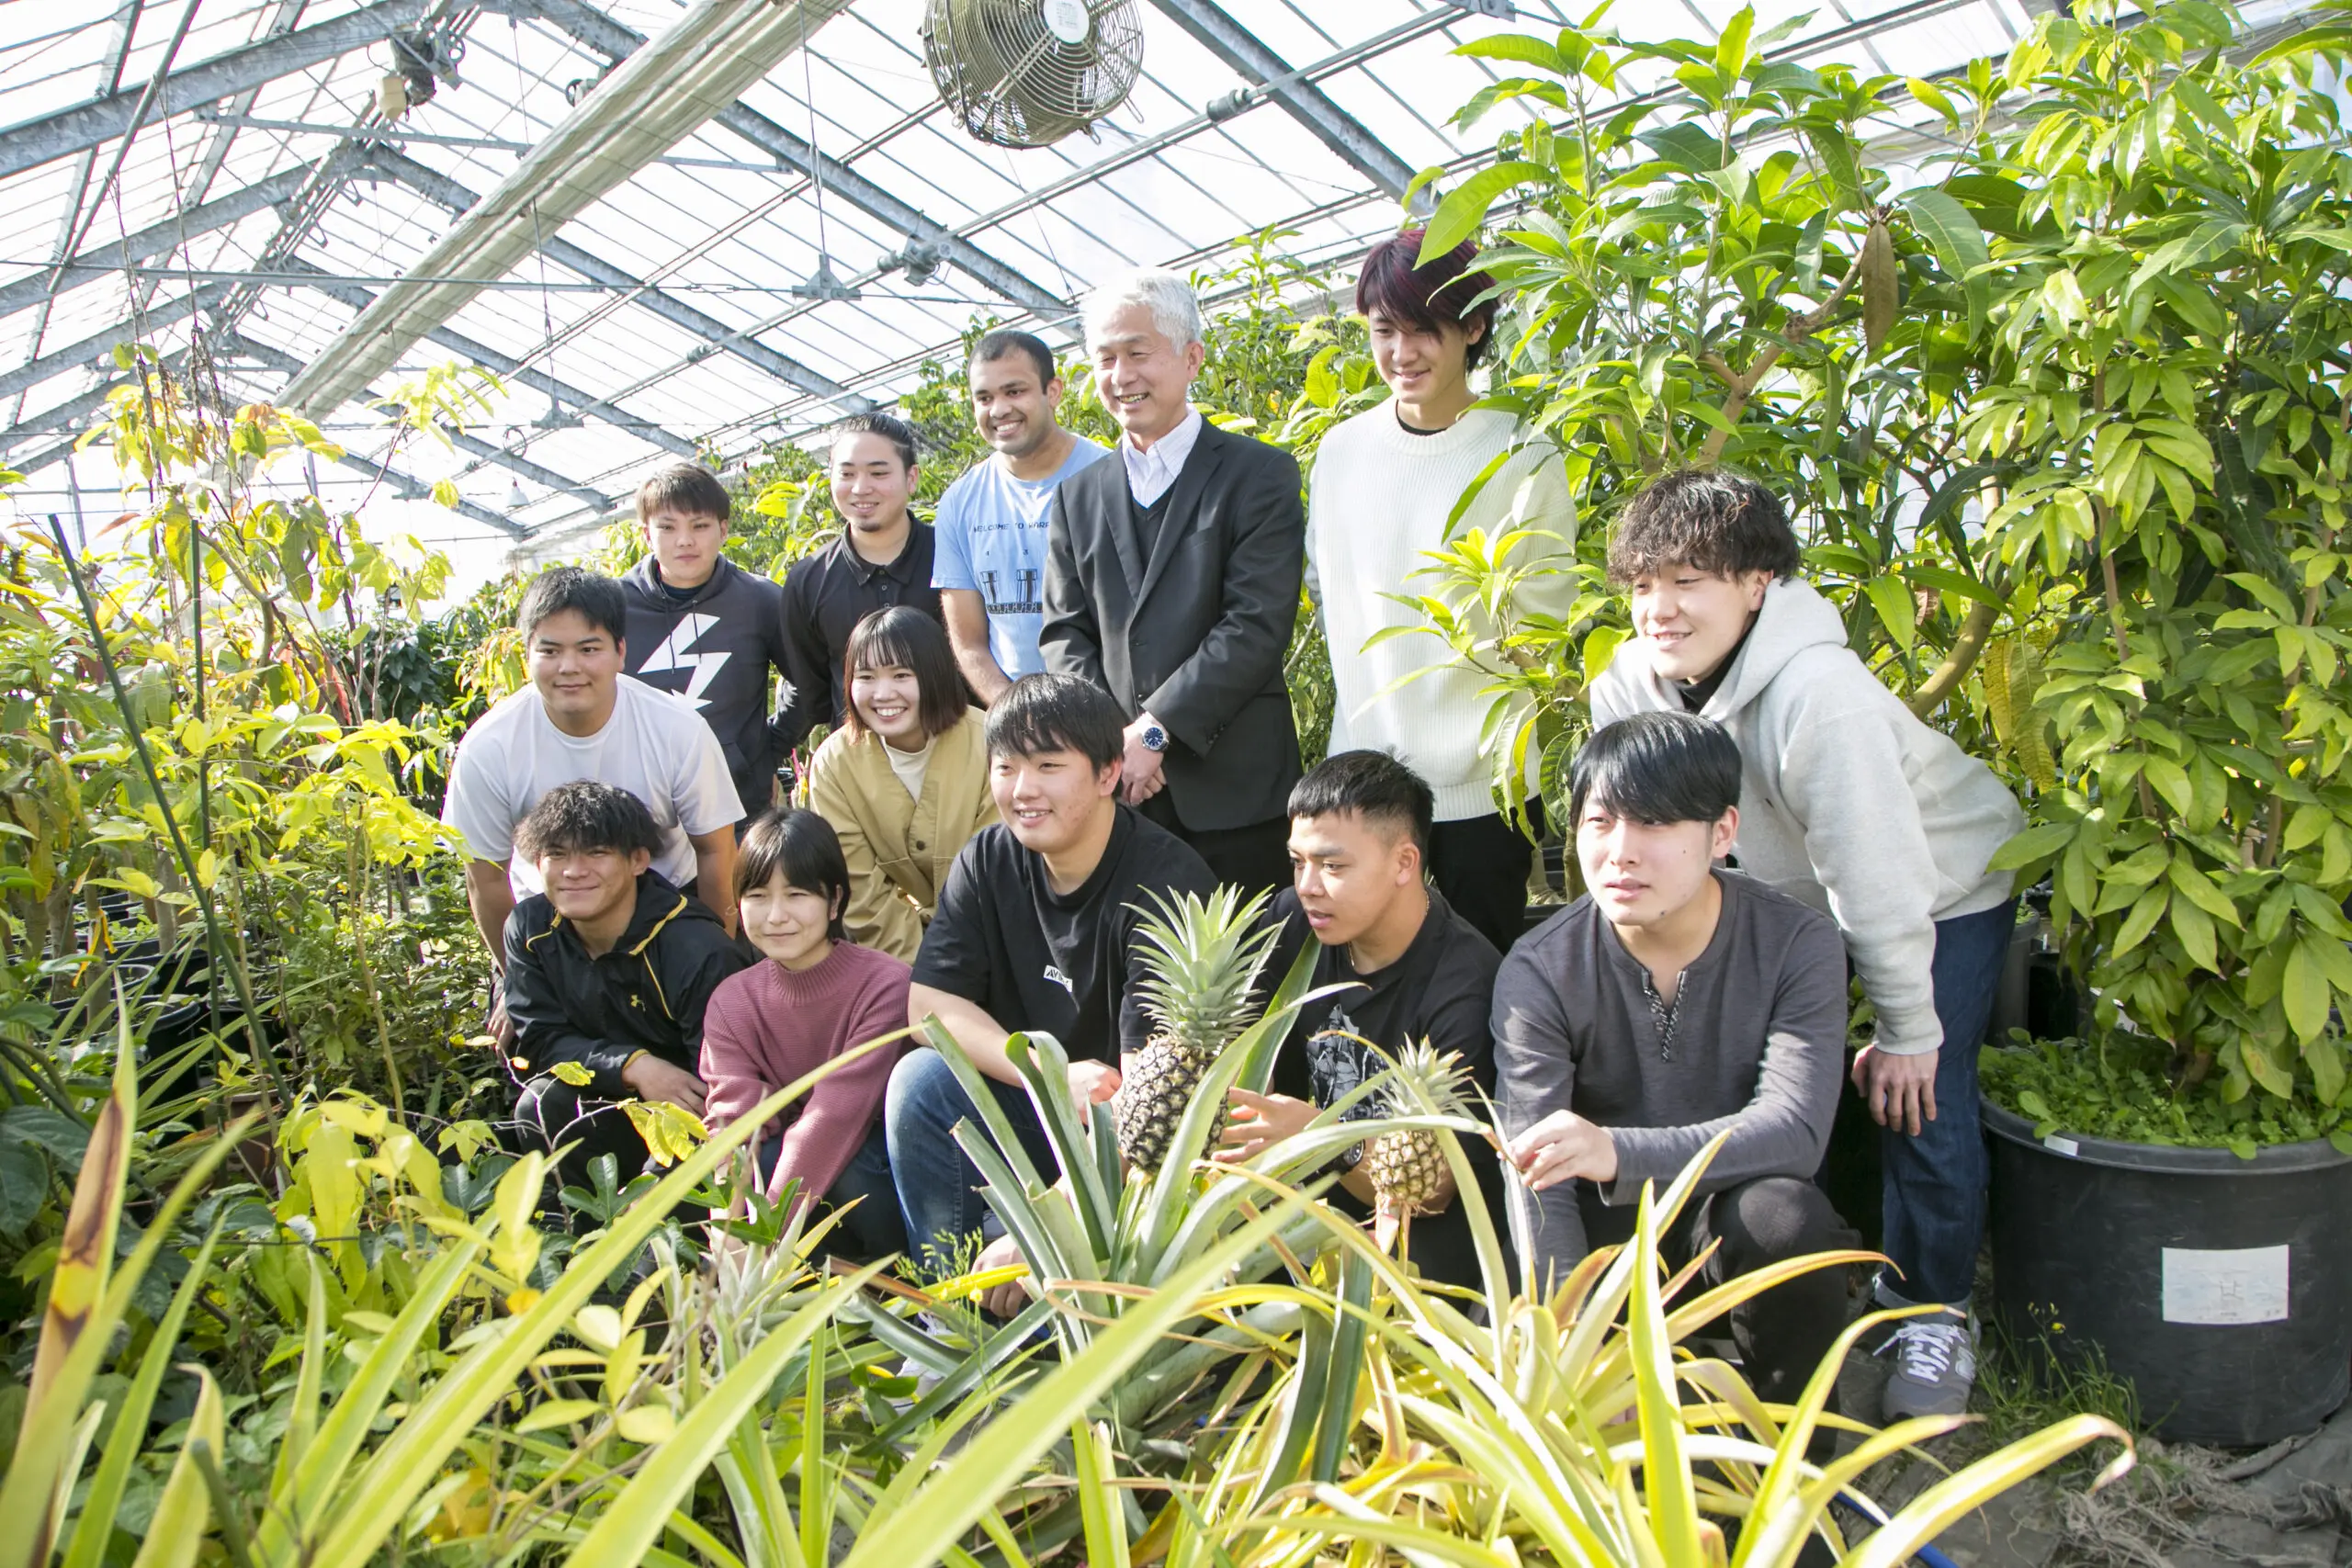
1948;6;2352;1443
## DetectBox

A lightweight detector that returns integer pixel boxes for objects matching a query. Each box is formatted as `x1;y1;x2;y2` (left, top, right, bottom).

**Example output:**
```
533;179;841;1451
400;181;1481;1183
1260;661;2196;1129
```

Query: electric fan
923;0;1144;149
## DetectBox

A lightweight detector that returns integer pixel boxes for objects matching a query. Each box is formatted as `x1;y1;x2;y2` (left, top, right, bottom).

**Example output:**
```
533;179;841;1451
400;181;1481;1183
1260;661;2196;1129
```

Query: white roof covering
0;0;2175;563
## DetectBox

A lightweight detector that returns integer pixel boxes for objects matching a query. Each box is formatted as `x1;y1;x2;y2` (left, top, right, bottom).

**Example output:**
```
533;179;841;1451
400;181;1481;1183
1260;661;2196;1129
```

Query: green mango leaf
1453;34;1568;75
2283;938;2332;1044
2143;756;2193;819
2251;27;2352;66
1419;162;1549;260
1634;121;1731;174
1907;76;1960;124
1864;575;1917;650
1988;821;2075;871
1900;186;1993;338
2112;886;2170;956
2170;897;2218;973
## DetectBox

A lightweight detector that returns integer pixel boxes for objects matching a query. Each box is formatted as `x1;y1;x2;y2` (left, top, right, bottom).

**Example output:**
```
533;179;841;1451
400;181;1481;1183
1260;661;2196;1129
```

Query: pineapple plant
1113;886;1282;1175
1363;1041;1475;1222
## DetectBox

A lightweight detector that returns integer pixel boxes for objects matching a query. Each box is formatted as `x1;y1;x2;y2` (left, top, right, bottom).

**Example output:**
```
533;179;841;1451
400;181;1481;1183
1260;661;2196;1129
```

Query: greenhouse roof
0;0;2292;559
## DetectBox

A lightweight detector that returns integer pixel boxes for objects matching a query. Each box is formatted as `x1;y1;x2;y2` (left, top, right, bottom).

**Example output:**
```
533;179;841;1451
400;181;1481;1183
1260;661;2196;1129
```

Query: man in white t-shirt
933;329;1108;703
443;568;744;990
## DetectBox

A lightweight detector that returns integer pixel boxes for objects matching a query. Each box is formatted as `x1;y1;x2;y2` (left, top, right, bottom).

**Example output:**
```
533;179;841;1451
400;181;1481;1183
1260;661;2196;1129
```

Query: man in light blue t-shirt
933;330;1109;703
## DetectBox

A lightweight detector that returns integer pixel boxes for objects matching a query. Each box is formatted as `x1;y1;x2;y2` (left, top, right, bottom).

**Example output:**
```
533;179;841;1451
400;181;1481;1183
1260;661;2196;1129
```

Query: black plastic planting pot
1984;1100;2352;1445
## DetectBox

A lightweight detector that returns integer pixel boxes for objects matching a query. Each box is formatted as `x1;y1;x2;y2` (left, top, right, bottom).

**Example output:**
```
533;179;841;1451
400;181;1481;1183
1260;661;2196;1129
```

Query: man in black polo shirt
778;412;949;754
1215;750;1503;1291
887;673;1216;1270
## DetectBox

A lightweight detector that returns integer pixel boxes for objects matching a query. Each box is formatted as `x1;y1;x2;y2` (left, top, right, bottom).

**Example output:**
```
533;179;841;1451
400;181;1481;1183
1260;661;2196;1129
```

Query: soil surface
1838;1340;2352;1568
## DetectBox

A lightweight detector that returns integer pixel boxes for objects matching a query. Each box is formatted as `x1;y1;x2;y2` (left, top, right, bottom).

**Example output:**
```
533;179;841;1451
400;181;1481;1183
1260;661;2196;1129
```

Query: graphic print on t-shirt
977;563;1042;617
636;612;731;708
1044;964;1076;998
1306;1003;1384;1124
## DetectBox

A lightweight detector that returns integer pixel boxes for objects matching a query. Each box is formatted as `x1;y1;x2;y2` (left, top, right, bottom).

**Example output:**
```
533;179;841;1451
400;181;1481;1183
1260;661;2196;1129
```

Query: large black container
1984;1100;2352;1445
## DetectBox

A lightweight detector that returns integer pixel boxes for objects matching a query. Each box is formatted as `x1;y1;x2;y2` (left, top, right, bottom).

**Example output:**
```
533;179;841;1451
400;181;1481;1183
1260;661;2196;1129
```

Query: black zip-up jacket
502;873;750;1099
620;556;793;819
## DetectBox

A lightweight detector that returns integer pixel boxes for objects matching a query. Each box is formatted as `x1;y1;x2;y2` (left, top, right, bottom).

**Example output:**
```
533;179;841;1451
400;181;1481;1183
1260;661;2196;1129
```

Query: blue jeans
884;1046;1058;1273
1878;899;2018;1310
758;1121;903;1260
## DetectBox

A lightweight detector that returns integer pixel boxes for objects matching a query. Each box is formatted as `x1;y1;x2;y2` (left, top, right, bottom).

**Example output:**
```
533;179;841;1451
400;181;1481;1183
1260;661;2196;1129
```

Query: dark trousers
512;1073;651;1191
1878;898;2019;1308
1429;804;1544;954
757;1122;905;1261
1140;795;1292;898
1582;1176;1856;1405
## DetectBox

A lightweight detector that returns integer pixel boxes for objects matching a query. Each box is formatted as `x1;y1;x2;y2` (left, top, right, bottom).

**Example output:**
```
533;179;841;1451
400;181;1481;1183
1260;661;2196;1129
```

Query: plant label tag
2041;1134;2079;1157
2161;1245;2290;1325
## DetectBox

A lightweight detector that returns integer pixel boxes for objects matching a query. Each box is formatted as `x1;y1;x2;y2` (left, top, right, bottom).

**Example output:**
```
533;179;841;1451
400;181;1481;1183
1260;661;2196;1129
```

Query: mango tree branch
1698;225;1880;463
1906;599;2000;717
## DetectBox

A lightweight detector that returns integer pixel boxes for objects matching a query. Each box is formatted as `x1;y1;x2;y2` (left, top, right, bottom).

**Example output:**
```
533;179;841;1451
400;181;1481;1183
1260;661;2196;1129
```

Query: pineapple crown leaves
1125;885;1283;1053
1374;1039;1476;1119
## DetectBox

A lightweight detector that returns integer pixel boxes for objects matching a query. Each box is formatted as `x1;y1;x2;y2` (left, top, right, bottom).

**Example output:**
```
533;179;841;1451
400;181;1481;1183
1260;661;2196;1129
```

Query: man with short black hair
1494;711;1852;1404
444;566;744;972
1215;750;1503;1290
502;782;749;1185
886;671;1216;1269
936;332;1110;704
779;412;952;753
620;461;795;821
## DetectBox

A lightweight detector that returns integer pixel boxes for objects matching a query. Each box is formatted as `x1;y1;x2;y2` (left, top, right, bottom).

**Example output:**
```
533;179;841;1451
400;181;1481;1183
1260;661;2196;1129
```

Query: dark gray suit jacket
1039;420;1305;833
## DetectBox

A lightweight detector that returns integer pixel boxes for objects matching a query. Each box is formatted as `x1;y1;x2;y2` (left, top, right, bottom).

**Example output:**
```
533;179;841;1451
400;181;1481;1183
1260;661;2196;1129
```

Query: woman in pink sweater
700;807;911;1258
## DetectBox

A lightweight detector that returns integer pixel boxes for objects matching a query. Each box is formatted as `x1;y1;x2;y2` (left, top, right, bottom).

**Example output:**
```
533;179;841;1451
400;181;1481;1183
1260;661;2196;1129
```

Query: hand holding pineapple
1068;1058;1123;1126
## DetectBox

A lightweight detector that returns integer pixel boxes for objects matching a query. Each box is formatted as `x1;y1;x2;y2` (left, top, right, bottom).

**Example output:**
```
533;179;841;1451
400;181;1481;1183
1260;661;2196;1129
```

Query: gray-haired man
1037;266;1306;897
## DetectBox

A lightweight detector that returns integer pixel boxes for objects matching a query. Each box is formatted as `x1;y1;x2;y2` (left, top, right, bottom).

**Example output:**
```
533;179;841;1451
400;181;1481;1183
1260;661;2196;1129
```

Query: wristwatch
1138;719;1170;752
1334;1140;1364;1174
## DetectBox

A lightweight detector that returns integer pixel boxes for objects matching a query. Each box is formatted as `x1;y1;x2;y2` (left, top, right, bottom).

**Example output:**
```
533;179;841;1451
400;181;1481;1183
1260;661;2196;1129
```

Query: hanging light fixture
506;479;528;510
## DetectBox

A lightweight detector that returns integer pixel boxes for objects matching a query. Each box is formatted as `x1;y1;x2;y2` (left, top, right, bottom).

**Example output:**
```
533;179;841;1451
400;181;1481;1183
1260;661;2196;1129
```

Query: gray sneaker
1878;1315;1977;1419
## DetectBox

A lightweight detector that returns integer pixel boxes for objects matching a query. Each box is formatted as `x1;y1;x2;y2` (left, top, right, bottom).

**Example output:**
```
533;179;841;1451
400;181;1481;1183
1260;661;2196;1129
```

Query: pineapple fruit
1363;1041;1473;1220
1113;886;1280;1175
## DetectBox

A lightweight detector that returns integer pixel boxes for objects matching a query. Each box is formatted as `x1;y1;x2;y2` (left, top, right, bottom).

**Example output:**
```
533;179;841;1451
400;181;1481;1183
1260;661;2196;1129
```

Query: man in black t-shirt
889;674;1216;1269
1216;751;1504;1292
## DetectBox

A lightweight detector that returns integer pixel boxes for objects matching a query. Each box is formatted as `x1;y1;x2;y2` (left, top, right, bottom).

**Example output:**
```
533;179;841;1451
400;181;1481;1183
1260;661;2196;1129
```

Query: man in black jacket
503;782;748;1186
1040;267;1305;896
620;463;794;822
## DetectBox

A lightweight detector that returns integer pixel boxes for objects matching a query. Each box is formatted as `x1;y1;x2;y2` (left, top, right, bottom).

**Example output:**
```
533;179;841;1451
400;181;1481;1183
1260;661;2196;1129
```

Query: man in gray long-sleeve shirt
1495;712;1853;1403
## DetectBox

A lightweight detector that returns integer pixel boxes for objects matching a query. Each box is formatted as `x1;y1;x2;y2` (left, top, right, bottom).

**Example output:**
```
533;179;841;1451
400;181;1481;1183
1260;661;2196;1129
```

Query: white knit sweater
1306;404;1577;821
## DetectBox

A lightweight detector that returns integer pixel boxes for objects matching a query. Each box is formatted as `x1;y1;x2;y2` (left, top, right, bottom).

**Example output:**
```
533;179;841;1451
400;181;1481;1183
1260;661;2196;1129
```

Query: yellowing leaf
548;1062;594;1087
615;1404;674;1445
514;1398;604;1434
572;1304;623;1354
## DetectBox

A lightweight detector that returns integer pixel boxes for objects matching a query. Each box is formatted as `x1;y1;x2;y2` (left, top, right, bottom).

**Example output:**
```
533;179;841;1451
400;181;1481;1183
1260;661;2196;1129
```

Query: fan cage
924;0;1145;150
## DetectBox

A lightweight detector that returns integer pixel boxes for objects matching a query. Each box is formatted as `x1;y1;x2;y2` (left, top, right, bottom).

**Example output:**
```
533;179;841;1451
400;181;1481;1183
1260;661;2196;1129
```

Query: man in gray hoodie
619;463;795;827
1588;468;2025;1419
1496;712;1853;1404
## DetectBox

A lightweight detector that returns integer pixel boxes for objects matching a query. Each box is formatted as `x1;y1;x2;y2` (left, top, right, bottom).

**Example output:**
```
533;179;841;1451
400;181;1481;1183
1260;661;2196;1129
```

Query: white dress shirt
1119;406;1204;507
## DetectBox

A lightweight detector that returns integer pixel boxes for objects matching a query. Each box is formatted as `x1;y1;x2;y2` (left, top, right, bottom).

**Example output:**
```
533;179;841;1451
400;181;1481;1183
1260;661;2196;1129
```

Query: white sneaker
1879;1315;1977;1419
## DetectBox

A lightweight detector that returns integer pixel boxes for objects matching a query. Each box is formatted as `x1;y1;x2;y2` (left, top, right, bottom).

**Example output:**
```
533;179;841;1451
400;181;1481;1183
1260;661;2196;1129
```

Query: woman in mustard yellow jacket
804;608;998;963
